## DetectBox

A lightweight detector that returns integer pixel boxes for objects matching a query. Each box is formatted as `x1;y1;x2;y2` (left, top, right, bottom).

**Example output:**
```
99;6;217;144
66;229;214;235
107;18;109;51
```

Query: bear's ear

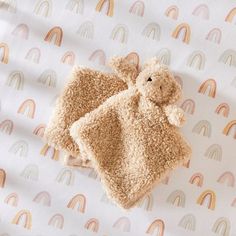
125;52;140;71
142;57;160;70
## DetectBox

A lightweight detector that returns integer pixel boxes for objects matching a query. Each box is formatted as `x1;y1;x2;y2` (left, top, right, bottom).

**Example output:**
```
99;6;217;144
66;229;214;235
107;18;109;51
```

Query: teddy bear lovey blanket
70;57;192;209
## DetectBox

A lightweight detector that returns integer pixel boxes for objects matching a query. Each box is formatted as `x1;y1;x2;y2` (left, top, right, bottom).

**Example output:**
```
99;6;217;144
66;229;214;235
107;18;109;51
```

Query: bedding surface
0;0;236;235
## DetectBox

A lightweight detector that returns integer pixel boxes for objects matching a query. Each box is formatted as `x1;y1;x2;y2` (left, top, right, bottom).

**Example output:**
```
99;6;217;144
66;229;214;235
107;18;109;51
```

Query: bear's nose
147;77;152;82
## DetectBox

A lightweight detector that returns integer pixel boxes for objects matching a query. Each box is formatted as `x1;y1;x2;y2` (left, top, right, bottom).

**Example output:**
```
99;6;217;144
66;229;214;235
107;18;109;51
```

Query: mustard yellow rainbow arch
44;26;63;47
0;119;13;134
89;49;106;65
215;103;229;117
223;120;236;138
17;98;36;119
40;143;59;160
225;7;236;23
146;219;165;236
12;209;32;229
217;171;235;187
4;192;18;206
84;218;99;232
196;189;216;210
67;193;86;213
165;5;179;20
113;217;131;232
172;23;191;44
33;124;46;137
96;0;114;17
189;172;203;187
0;169;6;188
129;0;145;17
198;79;216;98
48;213;64;229
212;217;231;235
34;0;52;17
0;42;9;64
61;51;75;65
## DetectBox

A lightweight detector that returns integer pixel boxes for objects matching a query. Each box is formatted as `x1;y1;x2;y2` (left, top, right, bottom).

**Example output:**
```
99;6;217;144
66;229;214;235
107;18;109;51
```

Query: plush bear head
136;57;181;105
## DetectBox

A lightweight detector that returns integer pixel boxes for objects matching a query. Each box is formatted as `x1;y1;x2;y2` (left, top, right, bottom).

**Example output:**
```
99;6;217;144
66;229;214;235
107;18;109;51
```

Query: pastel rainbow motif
0;119;13;135
25;47;41;64
113;217;131;232
165;5;179;20
12;23;29;39
20;164;39;181
174;75;183;89
0;42;9;64
217;171;235;187
186;51;205;70
198;79;216;98
6;70;24;90
89;49;106;65
4;192;19;207
215;103;230;117
9;140;28;157
196;189;216;210
225;7;236;23
206;28;222;44
110;24;129;44
146;219;165;236
129;1;145;17
192;120;211;137
212;217;231;236
96;0;114;17
189;172;204;187
222;120;236;139
219;49;236;67
137;194;153;211
40;144;59;161
48;213;64;229
192;4;209;20
77;21;94;39
84;218;99;232
0;169;6;188
156;48;171;65
67;193;86;213
34;0;52;17
178;214;196;231
181;99;195;115
17;99;36;119
37;69;57;88
142;22;161;41
11;210;32;230
33;124;46;138
204;144;222;161
33;191;51;206
0;0;17;13
66;0;84;14
172;23;191;44
44;26;63;47
61;51;75;66
166;190;185;207
55;168;74;186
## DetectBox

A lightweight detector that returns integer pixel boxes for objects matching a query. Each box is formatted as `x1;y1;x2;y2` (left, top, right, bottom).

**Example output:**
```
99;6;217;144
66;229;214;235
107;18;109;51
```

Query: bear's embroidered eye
147;77;152;82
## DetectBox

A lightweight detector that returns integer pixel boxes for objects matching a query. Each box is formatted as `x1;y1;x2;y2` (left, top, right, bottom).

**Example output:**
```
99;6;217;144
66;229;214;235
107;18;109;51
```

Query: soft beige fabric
70;58;192;208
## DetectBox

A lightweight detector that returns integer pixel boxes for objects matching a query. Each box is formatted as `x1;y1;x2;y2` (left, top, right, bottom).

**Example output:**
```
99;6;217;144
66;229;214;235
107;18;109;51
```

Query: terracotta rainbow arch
110;24;129;44
96;0;114;17
12;23;29;39
25;47;41;64
196;189;216;210
142;22;161;41
198;79;216;98
0;119;14;135
33;191;51;206
33;124;46;138
192;120;211;137
178;214;196;231
77;21;94;39
48;213;64;229
215;103;230;117
84;218;99;232
225;7;236;23
9;140;28;157
20;164;39;181
56;167;75;186
4;192;19;207
89;49;106;65
146;219;165;236
0;169;6;188
38;69;57;88
156;48;171;65
34;0;52;17
6;70;24;90
166;189;186;207
217;171;235;187
165;5;179;20
181;99;195;115
17;98;36;119
206;28;222;44
44;26;63;47
129;1;145;17
67;193;86;213
223;120;236;138
66;0;84;14
61;51;75;66
40;143;59;160
219;49;236;67
189;172;204;187
204;144;222;161
212;217;231;236
137;194;153;211
186;51;205;70
0;42;9;64
172;23;191;44
192;4;209;20
11;209;32;229
113;216;131;232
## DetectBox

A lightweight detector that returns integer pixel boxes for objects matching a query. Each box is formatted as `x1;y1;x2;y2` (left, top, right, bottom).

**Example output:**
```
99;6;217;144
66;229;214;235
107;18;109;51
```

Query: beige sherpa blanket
70;58;192;208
